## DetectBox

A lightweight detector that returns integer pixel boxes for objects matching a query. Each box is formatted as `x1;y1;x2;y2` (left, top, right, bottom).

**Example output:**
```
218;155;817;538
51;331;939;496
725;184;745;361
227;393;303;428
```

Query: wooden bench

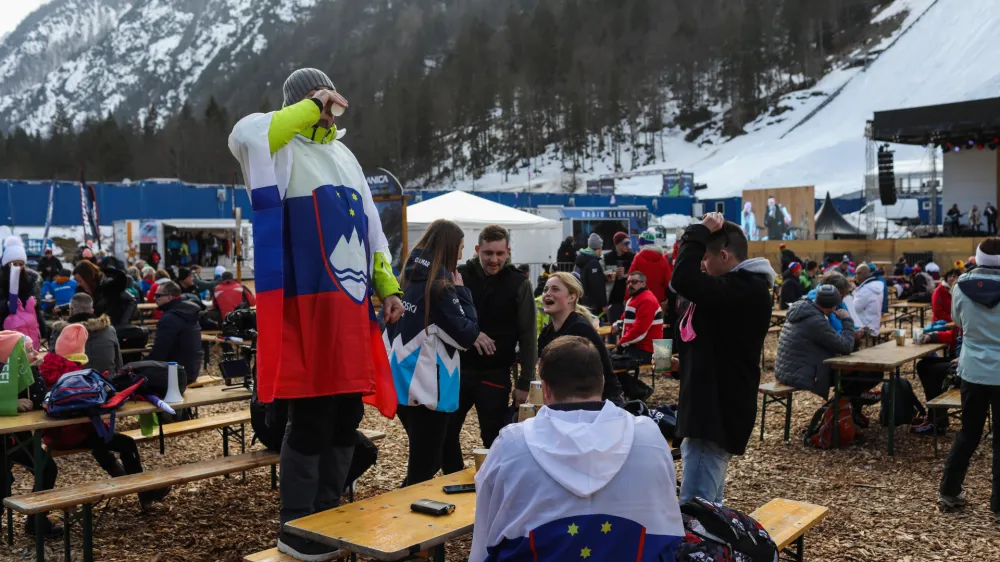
50;409;253;458
751;498;829;561
927;388;962;457
758;382;797;443
245;547;347;561
7;451;280;562
9;426;388;562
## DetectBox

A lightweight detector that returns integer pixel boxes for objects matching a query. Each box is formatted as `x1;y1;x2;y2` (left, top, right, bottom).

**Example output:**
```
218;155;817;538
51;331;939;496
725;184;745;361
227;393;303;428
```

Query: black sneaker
24;515;63;539
911;422;947;436
139;486;172;510
940;492;966;509
277;531;342;562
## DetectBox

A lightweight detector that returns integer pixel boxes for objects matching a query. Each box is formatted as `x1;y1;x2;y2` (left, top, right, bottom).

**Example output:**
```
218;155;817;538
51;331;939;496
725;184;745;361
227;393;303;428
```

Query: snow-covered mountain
0;0;324;133
425;0;1000;199
0;0;131;100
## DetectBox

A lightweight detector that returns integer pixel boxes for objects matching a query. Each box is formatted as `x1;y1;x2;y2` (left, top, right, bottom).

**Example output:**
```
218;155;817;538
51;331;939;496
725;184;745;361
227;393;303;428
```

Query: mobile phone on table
411;499;455;516
442;483;476;494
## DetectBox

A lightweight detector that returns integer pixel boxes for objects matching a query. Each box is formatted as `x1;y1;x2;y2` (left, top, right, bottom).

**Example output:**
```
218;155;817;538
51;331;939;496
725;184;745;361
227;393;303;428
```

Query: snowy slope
0;0;322;133
437;0;1000;200
0;0;131;99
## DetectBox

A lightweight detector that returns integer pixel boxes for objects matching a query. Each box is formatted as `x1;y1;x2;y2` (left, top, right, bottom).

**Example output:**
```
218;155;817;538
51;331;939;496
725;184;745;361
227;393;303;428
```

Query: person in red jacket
932;269;961;323
612;271;664;364
629;231;673;304
212;271;257;319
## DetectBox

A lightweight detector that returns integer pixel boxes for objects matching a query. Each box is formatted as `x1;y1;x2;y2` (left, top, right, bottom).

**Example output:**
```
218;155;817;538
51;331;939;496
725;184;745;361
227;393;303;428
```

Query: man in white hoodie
852;264;884;336
470;336;683;562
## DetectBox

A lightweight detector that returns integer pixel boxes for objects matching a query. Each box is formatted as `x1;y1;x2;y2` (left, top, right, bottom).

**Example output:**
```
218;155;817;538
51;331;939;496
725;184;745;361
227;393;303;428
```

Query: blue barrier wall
7;180;919;228
0;180;252;225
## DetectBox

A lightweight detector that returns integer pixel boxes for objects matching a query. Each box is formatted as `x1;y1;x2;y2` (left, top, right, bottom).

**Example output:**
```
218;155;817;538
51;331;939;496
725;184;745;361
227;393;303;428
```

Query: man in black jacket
445;226;537;472
37;248;62;281
147;280;202;384
603;232;635;323
671;213;775;504
574;233;608;317
556;236;577;267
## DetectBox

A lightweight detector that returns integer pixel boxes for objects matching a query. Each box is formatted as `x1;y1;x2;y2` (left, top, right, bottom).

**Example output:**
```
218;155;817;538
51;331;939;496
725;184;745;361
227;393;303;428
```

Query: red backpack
805;398;857;449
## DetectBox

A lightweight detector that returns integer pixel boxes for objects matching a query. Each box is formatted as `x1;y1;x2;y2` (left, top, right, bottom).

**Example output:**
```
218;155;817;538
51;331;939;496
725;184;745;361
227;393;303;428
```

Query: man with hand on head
444;225;536;473
670;212;775;504
229;67;404;561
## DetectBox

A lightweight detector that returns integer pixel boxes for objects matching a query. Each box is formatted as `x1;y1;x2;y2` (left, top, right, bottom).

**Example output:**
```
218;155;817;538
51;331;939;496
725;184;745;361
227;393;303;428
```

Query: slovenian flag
229;112;396;417
486;514;681;561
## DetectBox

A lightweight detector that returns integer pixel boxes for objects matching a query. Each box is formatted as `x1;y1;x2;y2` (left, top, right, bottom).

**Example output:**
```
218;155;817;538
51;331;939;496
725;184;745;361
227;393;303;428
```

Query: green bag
0;338;36;416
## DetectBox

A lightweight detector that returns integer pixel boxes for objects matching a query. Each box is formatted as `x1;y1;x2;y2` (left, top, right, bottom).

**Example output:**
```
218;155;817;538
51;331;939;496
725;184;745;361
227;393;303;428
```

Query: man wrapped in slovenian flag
229;68;404;561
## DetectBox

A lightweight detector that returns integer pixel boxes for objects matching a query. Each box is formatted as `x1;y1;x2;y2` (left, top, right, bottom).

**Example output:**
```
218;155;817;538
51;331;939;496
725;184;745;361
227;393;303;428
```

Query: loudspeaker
878;147;896;205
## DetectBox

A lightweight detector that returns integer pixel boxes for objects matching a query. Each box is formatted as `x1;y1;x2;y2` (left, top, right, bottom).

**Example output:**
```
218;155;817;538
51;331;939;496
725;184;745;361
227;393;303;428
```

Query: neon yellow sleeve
268;100;321;154
372;252;402;299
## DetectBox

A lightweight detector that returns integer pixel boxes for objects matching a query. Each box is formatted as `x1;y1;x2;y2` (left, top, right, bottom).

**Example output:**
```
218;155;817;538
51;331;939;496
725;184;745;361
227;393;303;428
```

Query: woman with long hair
538;271;623;403
73;261;136;327
384;219;479;485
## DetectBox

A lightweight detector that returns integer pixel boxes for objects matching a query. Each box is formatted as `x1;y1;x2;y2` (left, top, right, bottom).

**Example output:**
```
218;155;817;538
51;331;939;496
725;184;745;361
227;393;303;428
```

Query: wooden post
235;207;243;283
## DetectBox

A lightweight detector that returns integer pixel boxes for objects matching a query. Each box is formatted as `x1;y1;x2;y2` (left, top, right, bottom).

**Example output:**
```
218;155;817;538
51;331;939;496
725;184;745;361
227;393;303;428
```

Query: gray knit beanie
588;233;603;250
283;68;336;106
814;284;842;309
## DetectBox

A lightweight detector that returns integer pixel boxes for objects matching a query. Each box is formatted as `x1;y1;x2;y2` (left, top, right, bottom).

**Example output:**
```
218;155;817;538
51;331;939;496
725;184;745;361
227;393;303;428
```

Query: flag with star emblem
229;111;397;416
485;514;681;561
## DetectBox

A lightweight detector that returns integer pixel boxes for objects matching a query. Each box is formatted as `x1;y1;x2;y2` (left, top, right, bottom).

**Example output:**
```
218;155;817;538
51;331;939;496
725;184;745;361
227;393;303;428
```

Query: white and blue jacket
384;249;479;412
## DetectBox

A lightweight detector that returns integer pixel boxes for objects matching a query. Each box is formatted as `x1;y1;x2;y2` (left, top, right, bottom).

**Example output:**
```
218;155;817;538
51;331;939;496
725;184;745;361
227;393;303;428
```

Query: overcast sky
0;0;50;37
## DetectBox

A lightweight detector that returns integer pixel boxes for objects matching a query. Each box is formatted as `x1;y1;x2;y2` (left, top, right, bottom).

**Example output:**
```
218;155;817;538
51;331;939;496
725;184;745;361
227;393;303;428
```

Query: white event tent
406;191;562;265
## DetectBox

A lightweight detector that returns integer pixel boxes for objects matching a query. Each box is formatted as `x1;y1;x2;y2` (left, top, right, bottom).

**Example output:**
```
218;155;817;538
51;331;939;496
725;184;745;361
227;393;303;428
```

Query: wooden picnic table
201;333;254;349
286;468;476;561
888;301;930;328
0;385;252;494
771;309;787;326
825;340;945;455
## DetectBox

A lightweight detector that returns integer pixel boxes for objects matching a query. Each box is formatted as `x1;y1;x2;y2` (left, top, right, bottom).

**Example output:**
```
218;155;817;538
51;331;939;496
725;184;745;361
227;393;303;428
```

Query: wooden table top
285;469;477;560
824;340;945;372
597;325;611;337
0;385;251;435
751;499;829;551
889;301;930;309
137;303;158;311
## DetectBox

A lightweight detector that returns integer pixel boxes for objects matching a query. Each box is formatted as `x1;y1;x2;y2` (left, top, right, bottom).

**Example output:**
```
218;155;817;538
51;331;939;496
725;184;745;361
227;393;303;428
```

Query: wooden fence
749;237;986;272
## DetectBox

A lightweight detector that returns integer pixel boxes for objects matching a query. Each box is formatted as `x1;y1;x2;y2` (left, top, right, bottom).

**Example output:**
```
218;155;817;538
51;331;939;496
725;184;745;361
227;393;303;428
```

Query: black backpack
116;360;188;399
622;401;678;442
880;378;926;427
116;324;150;350
675;497;778;562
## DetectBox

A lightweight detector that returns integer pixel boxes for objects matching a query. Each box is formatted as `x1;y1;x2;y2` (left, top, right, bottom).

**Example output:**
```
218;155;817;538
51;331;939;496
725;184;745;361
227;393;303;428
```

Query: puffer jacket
574;249;607;314
629;246;672;303
953;266;1000;386
50;313;122;375
775;299;856;398
852;276;885;335
384;249;479;413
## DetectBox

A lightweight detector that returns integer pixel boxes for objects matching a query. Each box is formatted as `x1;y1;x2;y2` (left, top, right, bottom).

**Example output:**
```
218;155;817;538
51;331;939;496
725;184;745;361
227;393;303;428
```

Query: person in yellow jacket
229;68;404;561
